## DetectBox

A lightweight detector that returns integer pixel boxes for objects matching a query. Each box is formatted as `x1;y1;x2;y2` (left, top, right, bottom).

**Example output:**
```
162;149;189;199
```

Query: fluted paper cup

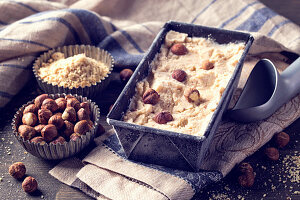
11;93;100;160
33;45;114;98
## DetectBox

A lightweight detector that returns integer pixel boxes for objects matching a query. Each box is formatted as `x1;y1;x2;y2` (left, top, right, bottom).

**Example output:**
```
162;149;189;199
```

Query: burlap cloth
1;0;300;199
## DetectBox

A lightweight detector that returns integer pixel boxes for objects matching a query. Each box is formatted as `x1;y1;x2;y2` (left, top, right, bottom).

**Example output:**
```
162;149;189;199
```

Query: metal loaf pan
107;21;254;172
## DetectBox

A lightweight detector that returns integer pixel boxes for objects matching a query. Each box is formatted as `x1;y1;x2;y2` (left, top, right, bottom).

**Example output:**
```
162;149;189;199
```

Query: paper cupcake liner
11;93;100;160
33;45;114;98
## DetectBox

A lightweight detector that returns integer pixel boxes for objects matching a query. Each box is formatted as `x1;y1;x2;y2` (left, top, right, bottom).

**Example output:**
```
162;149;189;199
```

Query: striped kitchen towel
1;0;300;108
2;0;300;199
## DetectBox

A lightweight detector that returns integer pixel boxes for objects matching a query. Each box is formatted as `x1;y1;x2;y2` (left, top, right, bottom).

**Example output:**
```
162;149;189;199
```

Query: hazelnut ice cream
123;31;245;136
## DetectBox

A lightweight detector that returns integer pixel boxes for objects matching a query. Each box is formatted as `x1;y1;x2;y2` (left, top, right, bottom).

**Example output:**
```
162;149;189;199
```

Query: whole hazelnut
201;60;214;70
30;136;46;145
142;89;160;105
74;120;91;135
50;136;66;145
120;68;133;83
184;88;201;105
80;102;91;116
170;43;188;55
238;162;253;174
70;133;81;141
62;107;76;122
41;124;58;142
48;114;64;129
38;109;53;124
22;176;38;193
34;124;46;134
238;173;254;187
274;132;290;148
18;125;36;140
172;69;187;82
153;111;173;124
67;98;80;111
55;98;67;111
77;108;90;121
63;121;74;138
8;162;26;179
264;147;279;161
22;112;37;126
34;94;49;108
41;98;58;112
23;104;38;114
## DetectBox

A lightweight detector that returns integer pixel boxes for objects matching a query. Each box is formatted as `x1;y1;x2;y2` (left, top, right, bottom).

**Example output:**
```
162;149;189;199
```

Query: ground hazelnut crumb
38;53;110;89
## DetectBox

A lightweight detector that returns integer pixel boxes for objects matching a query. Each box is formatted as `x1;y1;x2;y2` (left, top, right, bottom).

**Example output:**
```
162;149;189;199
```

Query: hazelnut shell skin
67;98;81;111
48;114;64;129
80;102;91;116
201;60;214;70
38;109;53;124
22;112;38;126
142;89;160;105
50;136;66;145
22;176;38;193
55;98;67;111
77;108;90;121
74;120;91;135
170;43;188;55
238;173;254;187
30;136;46;145
63;121;75;138
8;162;26;179
153;112;173;124
41;98;59;112
41;124;58;142
238;162;253;174
62;107;77;122
18;125;36;140
34;124;46;134
275;132;290;148
172;69;187;82
264;147;279;161
120;68;133;82
23;104;38;114
70;133;81;141
34;94;49;108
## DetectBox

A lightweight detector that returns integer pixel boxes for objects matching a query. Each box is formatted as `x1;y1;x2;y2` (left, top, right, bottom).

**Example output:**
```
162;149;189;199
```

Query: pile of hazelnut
237;131;290;188
8;162;38;193
17;94;94;145
141;43;215;125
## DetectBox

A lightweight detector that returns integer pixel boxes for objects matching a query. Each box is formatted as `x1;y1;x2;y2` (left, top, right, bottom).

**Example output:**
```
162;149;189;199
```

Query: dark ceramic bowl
12;93;100;160
107;21;254;171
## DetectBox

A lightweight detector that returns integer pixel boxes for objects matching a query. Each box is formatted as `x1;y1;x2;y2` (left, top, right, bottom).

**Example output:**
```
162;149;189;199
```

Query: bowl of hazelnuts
11;93;100;160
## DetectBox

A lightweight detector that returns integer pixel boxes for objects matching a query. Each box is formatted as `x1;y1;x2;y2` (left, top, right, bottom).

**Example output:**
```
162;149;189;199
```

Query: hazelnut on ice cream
123;31;245;136
37;52;110;89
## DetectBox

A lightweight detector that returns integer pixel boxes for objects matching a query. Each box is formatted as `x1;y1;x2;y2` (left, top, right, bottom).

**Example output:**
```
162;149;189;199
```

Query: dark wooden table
1;1;299;199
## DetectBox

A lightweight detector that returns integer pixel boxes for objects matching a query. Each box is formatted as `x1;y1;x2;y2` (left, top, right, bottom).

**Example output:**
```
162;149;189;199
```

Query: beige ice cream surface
123;31;245;136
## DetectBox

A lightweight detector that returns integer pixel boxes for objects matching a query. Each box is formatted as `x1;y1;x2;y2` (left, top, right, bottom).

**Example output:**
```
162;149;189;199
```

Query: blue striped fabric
1;0;299;109
20;17;81;43
235;7;277;32
219;1;259;28
0;38;50;49
7;0;39;13
191;0;218;24
267;19;292;37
